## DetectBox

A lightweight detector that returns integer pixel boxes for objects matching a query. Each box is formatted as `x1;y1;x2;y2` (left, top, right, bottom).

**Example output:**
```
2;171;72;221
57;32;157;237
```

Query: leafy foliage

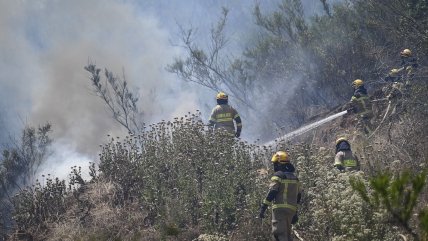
0;123;52;237
350;169;428;240
6;111;427;240
169;0;428;140
12;176;67;231
98;111;268;236
6;1;428;240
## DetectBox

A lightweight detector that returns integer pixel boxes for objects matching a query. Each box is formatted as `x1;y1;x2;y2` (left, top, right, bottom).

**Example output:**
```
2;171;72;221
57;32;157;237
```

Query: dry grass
7;80;427;241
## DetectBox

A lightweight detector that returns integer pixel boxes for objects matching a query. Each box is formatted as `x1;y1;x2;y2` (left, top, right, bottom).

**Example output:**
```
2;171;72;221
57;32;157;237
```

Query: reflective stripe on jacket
209;104;241;133
350;95;372;117
334;150;360;171
265;172;301;211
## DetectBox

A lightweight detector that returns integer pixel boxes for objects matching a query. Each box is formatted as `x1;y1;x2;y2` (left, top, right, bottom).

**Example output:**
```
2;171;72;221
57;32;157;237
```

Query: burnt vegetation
1;0;428;240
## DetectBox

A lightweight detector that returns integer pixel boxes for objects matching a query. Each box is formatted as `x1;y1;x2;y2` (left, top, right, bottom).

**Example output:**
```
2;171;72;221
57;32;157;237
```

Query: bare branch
167;8;254;109
84;63;144;134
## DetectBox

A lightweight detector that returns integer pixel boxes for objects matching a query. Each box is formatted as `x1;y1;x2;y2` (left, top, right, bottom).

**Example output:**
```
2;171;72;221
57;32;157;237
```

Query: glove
291;213;298;224
335;165;345;172
259;204;268;219
235;131;241;138
346;107;355;114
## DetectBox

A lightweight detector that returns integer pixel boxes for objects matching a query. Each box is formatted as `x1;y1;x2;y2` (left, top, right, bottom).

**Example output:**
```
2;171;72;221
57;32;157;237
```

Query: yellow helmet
400;49;412;57
216;92;228;100
352;79;364;88
336;137;348;146
271;151;290;163
392;82;403;89
389;68;400;77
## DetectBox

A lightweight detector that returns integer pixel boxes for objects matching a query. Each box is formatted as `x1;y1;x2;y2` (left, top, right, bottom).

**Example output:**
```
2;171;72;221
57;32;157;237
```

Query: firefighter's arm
263;176;280;205
208;109;217;126
334;152;345;171
346;101;356;114
259;177;280;218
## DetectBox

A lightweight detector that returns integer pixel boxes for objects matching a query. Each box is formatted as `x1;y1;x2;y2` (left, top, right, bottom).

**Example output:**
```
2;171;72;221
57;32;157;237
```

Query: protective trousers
272;208;295;241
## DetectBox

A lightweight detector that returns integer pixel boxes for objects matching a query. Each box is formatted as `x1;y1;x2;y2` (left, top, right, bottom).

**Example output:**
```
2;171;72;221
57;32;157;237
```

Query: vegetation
5;102;428;240
85;64;144;134
2;0;428;240
0;123;52;238
350;170;428;240
169;0;428;138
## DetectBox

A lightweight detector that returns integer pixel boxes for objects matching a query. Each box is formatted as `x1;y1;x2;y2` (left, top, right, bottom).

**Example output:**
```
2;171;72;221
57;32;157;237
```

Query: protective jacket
401;56;418;80
401;56;418;70
209;104;242;135
263;171;302;211
334;141;360;171
262;170;302;241
350;86;372;118
353;85;368;96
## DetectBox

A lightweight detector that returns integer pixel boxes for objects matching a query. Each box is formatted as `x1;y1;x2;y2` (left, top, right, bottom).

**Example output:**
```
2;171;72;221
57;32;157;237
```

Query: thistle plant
9;112;427;241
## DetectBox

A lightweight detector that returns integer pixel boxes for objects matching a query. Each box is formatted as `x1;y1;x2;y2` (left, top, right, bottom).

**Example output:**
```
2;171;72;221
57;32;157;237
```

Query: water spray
264;110;348;146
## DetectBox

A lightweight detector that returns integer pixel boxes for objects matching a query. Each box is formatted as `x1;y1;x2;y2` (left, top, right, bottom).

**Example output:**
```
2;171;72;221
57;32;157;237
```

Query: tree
167;7;254;109
85;63;144;134
0;123;52;236
350;170;428;241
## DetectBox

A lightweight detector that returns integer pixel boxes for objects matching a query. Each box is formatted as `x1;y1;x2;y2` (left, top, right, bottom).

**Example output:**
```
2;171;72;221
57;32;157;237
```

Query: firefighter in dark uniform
259;151;302;241
385;49;418;92
348;79;373;135
399;48;418;82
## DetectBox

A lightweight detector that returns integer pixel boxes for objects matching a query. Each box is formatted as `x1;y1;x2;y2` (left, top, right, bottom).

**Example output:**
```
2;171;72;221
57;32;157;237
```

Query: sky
0;0;335;179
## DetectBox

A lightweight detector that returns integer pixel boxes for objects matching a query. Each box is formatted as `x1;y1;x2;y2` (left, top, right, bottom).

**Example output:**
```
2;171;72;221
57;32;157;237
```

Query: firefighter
259;151;302;241
400;48;418;80
208;92;242;137
385;68;402;82
385;49;418;86
334;137;360;171
348;79;373;134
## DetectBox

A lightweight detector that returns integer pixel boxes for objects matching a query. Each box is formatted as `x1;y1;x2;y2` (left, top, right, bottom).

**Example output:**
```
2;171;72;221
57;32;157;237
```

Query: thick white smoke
0;0;206;179
0;0;339;180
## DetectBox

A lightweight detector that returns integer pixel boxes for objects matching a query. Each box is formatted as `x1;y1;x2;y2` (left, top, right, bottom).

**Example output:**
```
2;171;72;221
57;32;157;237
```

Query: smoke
27;1;188;154
0;0;339;179
0;0;205;179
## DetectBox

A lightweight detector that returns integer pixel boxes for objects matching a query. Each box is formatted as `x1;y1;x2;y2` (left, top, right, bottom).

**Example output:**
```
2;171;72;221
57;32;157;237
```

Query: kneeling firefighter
259;151;302;241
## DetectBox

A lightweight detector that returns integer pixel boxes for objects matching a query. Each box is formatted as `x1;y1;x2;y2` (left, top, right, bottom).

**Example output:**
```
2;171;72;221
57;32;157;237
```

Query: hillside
5;74;428;241
1;0;428;240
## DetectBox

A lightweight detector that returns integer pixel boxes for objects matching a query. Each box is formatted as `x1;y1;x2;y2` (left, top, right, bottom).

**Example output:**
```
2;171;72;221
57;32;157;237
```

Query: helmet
352;79;364;88
271;151;289;163
336;137;348;146
392;82;403;89
400;49;412;57
389;68;400;77
216;92;228;100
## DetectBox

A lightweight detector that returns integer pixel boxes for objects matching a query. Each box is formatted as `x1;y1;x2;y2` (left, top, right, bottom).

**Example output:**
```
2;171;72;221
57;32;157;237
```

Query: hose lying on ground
368;101;392;139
